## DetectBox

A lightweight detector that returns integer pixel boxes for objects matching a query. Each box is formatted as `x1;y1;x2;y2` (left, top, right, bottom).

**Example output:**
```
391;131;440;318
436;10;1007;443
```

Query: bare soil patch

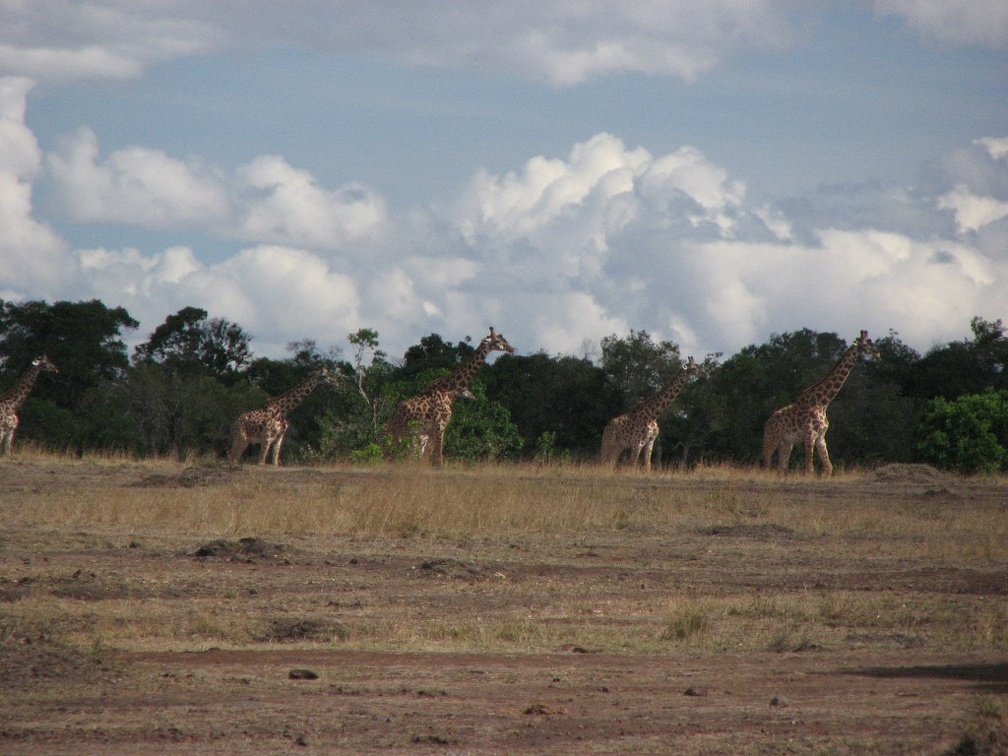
1;457;1006;754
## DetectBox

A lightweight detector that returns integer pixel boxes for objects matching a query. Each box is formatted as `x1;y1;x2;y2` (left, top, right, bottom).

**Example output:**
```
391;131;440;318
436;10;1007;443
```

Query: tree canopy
4;298;1006;473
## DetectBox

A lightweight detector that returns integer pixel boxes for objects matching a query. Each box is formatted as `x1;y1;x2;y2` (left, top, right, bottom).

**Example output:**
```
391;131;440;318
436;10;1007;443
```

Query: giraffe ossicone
382;327;514;466
228;366;342;466
600;355;702;471
0;355;58;454
761;330;880;475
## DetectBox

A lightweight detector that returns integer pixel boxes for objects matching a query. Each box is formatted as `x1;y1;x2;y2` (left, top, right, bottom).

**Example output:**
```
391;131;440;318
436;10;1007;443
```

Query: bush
916;389;1008;474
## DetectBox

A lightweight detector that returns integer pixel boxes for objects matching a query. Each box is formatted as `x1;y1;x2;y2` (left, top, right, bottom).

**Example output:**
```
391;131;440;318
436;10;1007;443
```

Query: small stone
770;695;788;708
683;687;708;697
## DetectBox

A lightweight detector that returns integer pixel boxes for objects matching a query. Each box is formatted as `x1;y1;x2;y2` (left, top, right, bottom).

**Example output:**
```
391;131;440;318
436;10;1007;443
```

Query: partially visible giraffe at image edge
762;330;881;475
382;326;514;466
228;366;342;466
600;356;702;471
0;355;58;454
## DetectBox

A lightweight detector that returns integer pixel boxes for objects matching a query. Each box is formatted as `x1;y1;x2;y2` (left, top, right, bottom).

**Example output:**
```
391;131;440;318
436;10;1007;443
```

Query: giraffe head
853;330;881;361
32;355;58;374
316;366;343;388
479;327;515;356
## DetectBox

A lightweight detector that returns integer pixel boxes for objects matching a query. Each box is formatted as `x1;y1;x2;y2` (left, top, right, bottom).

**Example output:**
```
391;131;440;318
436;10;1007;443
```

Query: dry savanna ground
1;451;1006;754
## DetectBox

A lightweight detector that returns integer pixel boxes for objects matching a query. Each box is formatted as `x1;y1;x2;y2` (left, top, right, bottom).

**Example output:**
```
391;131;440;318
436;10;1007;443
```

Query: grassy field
1;452;1006;753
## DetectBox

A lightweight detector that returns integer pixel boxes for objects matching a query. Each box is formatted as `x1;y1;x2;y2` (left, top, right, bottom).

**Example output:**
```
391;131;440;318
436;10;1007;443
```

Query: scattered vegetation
3;299;1007;471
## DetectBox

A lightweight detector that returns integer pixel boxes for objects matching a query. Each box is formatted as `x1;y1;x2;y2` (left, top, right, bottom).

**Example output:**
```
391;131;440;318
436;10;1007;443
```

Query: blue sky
2;1;1007;362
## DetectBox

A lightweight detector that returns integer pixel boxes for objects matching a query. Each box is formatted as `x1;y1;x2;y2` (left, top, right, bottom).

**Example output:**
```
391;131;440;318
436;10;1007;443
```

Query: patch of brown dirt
1;459;1006;754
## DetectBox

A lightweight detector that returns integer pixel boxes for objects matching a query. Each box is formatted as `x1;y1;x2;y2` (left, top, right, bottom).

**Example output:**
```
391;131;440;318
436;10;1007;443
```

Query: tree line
2;299;1006;473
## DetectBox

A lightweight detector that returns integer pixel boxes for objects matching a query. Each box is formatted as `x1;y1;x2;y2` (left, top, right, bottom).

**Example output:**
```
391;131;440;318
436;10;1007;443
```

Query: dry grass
1;452;1006;660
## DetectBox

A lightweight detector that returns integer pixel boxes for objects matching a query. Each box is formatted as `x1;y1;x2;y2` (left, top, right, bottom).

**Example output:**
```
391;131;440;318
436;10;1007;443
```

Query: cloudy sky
1;1;1006;363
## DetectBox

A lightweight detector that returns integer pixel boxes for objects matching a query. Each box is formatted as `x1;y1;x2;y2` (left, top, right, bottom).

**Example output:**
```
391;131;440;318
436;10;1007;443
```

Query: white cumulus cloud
873;0;1008;47
2;69;1007;364
45;129;387;251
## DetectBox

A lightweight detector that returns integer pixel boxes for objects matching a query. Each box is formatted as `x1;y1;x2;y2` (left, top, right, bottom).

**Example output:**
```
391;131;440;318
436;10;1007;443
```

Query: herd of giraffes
0;328;880;474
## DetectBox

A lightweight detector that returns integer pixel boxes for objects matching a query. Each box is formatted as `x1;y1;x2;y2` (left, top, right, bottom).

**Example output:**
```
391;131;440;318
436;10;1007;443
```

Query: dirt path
1;459;1006;753
5;646;1005;754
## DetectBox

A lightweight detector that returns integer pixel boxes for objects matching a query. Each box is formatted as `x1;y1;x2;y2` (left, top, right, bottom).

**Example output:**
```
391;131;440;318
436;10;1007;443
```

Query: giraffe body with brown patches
762;330;880;475
600;356;700;471
381;387;474;461
382;327;514;466
0;355;58;454
228;367;341;466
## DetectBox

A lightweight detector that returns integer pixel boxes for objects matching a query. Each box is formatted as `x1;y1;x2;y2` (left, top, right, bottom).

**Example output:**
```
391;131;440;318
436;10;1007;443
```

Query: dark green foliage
600;329;681;406
482;352;619;459
444;385;524;462
81;363;265;457
905;317;1008;401
0;299;138;408
917;389;1008;474
3;296;1006;473
134;306;252;383
400;332;475;383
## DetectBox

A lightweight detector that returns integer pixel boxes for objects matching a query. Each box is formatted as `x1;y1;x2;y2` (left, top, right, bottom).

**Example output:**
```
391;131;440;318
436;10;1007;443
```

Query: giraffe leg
803;435;817;475
629;441;646;468
3;417;19;454
428;404;453;467
641;438;657;471
599;439;620;467
228;439;249;464
429;428;445;467
776;440;792;473
271;433;285;466
815;434;833;476
258;434;272;465
762;428;779;468
228;430;249;463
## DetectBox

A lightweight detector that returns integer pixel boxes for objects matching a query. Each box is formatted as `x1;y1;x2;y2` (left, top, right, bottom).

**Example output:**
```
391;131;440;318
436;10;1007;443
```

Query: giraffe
381;387;475;461
762;330;880;475
382;326;515;466
228;366;342;466
0;355;58;454
600;356;701;470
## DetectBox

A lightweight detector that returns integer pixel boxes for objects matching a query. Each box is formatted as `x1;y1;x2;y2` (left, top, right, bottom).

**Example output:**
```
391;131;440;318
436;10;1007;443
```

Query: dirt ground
1;459;1006;754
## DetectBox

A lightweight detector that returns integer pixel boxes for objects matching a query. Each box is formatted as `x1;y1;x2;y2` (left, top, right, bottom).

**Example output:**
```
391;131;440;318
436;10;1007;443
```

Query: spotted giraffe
762;330;880;475
382;327;514;466
228;366;342;466
381;387;475;460
600;356;700;470
0;355;58;454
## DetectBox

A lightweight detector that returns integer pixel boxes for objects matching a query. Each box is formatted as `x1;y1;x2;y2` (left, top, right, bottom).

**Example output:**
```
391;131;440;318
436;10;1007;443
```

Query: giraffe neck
1;365;43;410
632;371;692;421
265;374;322;414
428;340;494;394
799;345;859;407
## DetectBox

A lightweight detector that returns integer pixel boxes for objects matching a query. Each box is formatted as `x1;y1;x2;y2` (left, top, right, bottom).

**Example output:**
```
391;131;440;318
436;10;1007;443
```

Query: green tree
399;332;475;384
134;306;252;382
0;298;138;409
483;352;619;459
81;363;264;457
444;383;524;461
319;328;395;457
916;388;1008;474
600;329;681;406
905;317;1008;402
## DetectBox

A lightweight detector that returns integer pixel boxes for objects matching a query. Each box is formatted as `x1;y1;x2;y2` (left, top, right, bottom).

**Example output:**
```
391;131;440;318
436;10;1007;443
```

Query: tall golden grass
2;451;1006;655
